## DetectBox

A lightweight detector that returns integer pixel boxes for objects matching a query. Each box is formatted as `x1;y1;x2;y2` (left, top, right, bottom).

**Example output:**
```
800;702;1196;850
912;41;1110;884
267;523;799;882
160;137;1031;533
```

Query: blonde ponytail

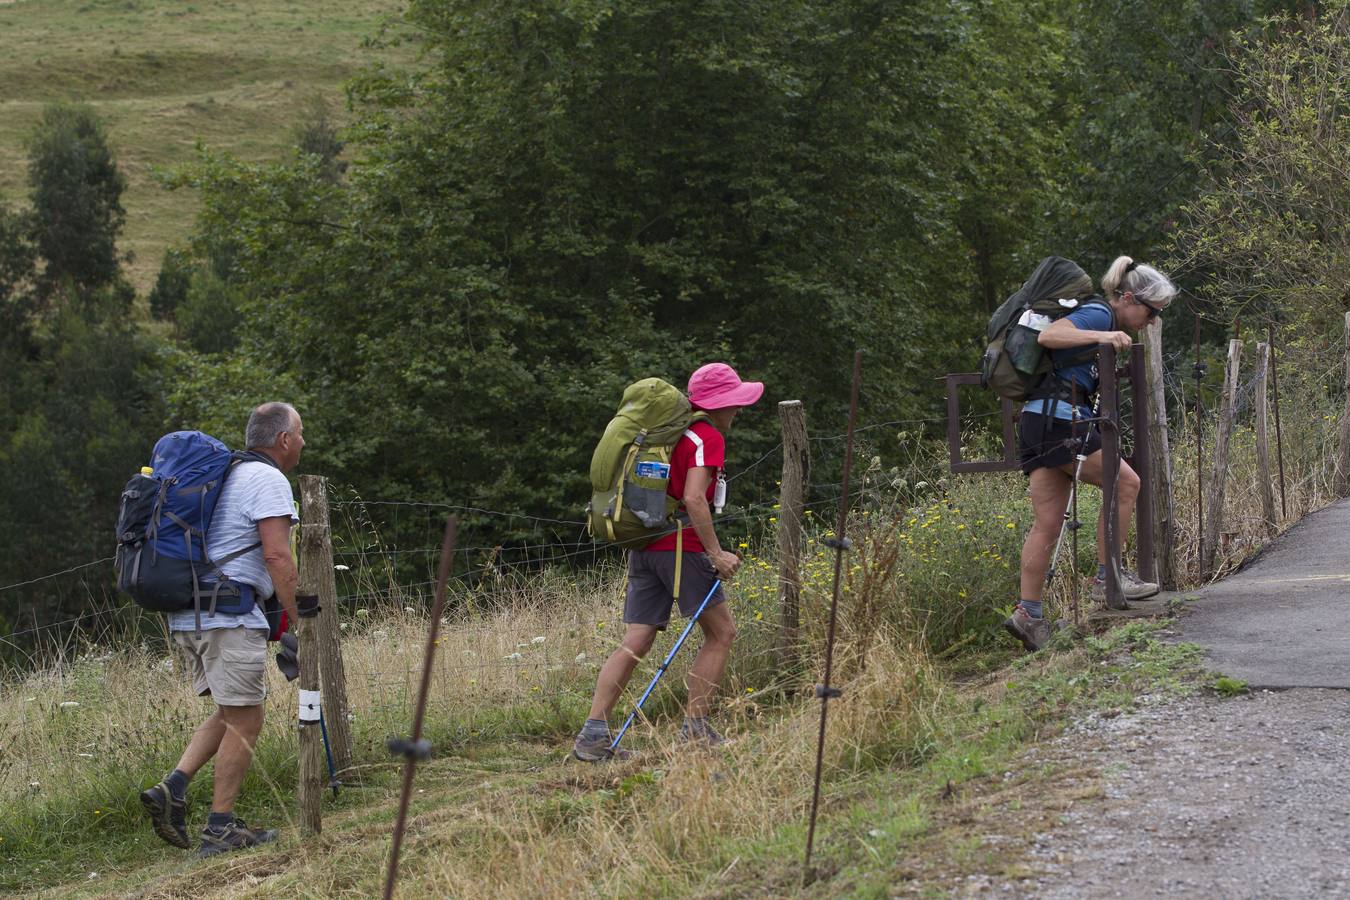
1102;255;1177;310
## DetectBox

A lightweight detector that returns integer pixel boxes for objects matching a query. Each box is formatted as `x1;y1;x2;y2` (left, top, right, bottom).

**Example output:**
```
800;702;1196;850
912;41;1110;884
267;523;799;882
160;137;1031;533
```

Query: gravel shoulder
928;501;1350;897
1024;688;1350;898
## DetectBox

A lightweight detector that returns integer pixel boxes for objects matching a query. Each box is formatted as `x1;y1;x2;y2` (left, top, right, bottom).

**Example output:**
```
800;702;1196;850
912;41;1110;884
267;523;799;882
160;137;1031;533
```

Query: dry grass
3;543;946;897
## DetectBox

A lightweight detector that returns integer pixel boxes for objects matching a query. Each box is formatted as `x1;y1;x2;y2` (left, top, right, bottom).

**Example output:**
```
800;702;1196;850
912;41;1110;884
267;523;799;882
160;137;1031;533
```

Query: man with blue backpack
130;402;308;858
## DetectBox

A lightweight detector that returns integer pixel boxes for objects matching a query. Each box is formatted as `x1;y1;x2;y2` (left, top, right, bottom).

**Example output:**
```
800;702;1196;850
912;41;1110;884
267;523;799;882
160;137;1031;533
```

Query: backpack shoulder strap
232;450;282;470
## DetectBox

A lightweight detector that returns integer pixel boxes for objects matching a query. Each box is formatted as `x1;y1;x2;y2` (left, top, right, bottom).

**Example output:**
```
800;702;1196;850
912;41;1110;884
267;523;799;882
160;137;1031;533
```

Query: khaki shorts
172;626;269;706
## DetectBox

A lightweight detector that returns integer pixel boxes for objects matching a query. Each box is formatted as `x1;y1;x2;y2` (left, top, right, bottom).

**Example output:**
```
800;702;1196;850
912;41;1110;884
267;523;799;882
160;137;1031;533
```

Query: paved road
1179;499;1350;688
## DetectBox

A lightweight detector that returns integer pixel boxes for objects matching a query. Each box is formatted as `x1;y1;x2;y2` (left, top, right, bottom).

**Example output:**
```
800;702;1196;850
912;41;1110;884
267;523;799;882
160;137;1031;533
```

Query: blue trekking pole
318;709;340;797
610;579;723;753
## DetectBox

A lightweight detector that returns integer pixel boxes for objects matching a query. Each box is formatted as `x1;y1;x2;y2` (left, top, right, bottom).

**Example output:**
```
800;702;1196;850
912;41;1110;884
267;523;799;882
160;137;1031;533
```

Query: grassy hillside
0;0;407;293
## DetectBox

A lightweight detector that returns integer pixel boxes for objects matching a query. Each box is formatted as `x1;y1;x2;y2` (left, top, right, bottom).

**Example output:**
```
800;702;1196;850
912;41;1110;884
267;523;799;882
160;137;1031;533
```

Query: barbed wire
0;367;1334;653
0;557;115;595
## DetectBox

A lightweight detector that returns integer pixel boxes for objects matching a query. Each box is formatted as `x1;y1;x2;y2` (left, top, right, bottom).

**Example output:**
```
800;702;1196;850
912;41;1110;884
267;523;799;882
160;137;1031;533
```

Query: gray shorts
624;551;727;629
172;626;269;706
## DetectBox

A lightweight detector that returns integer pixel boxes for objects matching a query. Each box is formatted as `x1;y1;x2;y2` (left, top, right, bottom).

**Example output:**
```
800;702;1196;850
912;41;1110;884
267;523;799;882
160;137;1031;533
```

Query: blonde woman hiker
573;362;763;761
1005;256;1177;652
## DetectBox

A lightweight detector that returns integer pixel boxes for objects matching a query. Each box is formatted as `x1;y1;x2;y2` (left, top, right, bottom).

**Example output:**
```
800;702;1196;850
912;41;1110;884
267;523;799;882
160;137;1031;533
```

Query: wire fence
0;338;1341;681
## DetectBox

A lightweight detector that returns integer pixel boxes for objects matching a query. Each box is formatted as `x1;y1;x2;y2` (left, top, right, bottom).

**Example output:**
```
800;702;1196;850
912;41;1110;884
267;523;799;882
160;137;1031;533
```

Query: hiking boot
197;818;278;859
139;781;189;849
1002;606;1051;652
1120;568;1160;600
680;720;733;749
571;732;637;763
1090;569;1158;608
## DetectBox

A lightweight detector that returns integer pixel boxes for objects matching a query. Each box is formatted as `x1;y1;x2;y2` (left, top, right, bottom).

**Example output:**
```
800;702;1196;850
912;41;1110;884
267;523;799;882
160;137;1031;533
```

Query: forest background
0;0;1342;644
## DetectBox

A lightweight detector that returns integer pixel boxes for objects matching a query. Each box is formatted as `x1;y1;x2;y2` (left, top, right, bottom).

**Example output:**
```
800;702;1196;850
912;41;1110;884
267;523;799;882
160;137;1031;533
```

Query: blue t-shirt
1022;302;1114;421
168;461;298;633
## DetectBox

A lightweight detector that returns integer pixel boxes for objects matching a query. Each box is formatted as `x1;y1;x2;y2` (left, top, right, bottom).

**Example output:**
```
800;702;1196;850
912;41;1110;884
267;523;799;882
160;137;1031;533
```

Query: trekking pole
609;579;723;754
318;709;340;797
381;516;458;900
1045;393;1101;594
1069;387;1082;626
804;349;862;882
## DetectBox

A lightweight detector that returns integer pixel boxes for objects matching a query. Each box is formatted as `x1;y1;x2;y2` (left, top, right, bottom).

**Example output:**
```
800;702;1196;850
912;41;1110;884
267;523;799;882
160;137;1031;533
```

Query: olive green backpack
980;256;1104;401
586;377;711;550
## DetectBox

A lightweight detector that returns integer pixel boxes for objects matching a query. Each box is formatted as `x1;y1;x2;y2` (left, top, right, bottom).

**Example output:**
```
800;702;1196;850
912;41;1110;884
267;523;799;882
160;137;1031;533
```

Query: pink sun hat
687;363;764;410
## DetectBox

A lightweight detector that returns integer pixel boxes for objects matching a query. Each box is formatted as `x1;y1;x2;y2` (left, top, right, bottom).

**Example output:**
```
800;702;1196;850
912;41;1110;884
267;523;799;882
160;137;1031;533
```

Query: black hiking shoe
571;732;637;763
139;781;189;849
197;818;278;859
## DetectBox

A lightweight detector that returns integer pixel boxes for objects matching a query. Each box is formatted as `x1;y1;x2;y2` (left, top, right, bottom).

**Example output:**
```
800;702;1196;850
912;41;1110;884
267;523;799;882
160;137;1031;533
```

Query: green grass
0;0;410;293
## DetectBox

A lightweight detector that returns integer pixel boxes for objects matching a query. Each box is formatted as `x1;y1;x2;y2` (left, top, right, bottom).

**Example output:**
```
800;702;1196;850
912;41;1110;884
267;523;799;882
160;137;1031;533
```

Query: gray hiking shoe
1090;568;1159;607
679;719;733;748
571;732;637;763
197;818;278;859
140;781;189;849
1002;606;1051;652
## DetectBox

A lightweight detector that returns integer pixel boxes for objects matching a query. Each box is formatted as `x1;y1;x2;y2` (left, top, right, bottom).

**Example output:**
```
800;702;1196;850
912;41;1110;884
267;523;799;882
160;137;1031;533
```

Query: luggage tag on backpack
713;471;727;514
635;460;671;480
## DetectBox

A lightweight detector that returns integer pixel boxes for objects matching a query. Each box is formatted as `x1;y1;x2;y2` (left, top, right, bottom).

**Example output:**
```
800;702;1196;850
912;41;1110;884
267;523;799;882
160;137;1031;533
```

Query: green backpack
979;256;1104;402
586;378;709;549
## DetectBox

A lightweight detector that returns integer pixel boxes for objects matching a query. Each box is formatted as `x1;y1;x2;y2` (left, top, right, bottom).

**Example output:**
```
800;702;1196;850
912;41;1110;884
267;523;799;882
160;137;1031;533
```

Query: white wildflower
334;564;350;571
59;701;79;709
531;636;546;644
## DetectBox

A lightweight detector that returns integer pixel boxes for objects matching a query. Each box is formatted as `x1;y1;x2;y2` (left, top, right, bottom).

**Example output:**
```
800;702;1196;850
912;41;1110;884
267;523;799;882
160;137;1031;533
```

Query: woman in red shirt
574;363;763;761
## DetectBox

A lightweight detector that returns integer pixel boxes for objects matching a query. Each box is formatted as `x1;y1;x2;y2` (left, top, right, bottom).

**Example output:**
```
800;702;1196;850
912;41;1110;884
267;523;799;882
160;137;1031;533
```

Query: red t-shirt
644;419;725;553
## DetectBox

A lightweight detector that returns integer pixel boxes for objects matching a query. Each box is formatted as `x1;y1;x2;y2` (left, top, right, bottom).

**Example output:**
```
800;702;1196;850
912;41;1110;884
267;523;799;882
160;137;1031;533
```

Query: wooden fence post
1099;344;1124;608
1339;313;1350;497
776;401;809;670
1254;342;1276;537
1129;345;1155;585
297;497;326;835
1143;320;1177;588
1269;321;1287;519
298;475;353;773
1201;339;1242;576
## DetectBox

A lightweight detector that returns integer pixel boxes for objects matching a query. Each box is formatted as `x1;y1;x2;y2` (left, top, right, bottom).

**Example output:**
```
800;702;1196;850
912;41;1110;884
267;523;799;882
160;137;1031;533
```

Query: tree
293;96;347;184
26;104;127;297
0;104;164;638
148;248;192;322
1171;6;1350;358
1053;0;1296;275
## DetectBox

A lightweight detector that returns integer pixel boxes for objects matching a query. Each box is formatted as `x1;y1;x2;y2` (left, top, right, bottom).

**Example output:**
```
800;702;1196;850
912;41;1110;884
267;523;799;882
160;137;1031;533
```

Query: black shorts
1018;411;1101;474
623;551;727;630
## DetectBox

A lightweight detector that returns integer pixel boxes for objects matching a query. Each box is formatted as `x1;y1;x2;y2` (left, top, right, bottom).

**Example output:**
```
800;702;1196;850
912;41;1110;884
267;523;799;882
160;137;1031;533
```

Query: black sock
164;769;189;800
207;811;233;829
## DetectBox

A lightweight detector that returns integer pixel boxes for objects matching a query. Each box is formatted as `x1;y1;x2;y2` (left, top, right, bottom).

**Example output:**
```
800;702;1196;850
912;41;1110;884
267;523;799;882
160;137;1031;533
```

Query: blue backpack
114;431;278;630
